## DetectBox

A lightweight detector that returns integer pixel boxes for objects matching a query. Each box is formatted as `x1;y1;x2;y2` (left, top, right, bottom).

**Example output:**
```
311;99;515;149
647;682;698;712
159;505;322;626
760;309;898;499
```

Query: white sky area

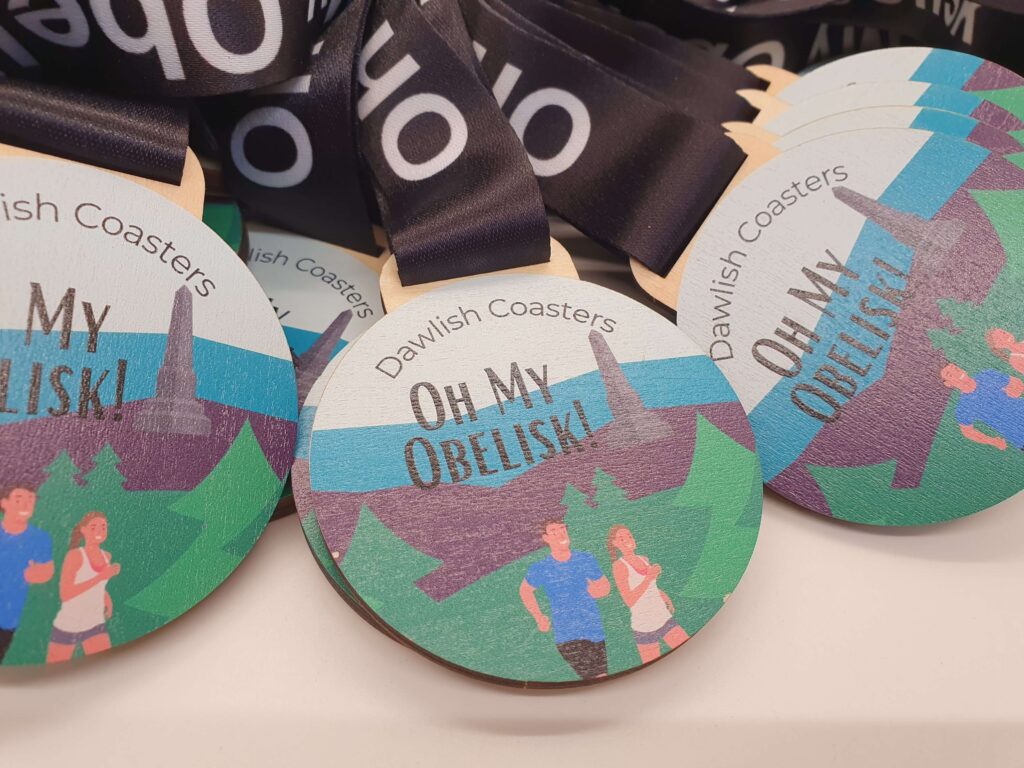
677;128;926;410
315;274;704;430
0;159;289;359
766;82;931;135
779;48;933;104
775;106;923;149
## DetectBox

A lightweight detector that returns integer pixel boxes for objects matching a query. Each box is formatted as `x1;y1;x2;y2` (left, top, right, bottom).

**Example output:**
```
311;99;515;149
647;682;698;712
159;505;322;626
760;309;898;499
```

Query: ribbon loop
357;0;550;285
202;1;378;254
463;0;747;275
0;78;187;183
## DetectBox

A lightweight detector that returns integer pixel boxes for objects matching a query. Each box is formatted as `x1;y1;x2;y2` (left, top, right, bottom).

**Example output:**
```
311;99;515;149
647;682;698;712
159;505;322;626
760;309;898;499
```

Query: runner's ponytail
607;524;628;562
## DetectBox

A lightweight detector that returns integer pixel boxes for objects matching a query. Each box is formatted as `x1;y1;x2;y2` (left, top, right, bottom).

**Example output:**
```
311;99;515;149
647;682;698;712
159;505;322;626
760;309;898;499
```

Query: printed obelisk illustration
589;330;671;447
135;285;212;436
295;309;353;405
833;186;966;261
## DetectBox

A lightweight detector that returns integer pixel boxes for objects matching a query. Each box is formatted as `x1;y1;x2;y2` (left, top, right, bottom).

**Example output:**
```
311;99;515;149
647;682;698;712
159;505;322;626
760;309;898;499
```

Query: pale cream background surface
2;489;1022;767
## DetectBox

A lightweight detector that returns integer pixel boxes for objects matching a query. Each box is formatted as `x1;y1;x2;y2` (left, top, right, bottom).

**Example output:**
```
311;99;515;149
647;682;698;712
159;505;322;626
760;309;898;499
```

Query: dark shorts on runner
633;617;682;646
556;639;607;679
0;627;14;663
50;623;107;646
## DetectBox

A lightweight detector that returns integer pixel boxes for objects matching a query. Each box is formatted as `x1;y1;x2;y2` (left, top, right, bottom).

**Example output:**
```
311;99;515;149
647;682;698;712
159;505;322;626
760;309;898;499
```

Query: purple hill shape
0;399;294;491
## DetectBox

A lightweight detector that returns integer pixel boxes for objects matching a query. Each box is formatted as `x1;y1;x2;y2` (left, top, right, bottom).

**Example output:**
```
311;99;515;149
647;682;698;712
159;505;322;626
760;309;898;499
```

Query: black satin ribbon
201;1;378;255
0;0;321;97
0;78;187;183
358;0;551;284
553;0;765;92
462;0;748;275
815;0;1024;73
502;0;761;121
621;0;1024;72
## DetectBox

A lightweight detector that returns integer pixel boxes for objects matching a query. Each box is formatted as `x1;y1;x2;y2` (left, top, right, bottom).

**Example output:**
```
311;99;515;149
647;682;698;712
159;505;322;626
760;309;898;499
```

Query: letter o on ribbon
230;106;313;188
509;88;591;178
381;94;468;182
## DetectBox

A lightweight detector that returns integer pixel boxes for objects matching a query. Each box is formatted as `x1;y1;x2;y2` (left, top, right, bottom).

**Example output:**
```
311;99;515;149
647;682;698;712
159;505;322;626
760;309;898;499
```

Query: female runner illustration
47;512;120;663
986;328;1024;373
608;525;688;663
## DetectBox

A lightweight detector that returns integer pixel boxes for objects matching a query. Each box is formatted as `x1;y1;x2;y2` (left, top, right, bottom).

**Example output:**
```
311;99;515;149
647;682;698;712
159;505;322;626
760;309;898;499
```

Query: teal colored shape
911;49;981;90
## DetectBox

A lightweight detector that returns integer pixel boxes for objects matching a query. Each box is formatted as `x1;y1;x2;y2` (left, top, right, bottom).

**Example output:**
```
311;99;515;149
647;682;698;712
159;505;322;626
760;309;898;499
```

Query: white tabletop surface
4;234;1023;766
3;487;1023;767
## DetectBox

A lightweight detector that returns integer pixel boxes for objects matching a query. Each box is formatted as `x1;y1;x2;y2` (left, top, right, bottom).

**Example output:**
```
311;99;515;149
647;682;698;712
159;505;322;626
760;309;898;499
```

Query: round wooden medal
308;274;763;685
0;159;297;666
676;127;1024;525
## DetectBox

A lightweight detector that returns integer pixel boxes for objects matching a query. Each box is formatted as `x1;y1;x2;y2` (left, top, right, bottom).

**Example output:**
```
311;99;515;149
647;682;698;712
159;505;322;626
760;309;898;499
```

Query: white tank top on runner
619;557;672;633
53;547;110;632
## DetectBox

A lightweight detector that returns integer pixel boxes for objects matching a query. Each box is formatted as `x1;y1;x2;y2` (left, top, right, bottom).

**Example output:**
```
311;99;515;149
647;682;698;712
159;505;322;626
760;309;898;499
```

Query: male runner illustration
0;486;54;662
941;363;1024;450
519;520;611;680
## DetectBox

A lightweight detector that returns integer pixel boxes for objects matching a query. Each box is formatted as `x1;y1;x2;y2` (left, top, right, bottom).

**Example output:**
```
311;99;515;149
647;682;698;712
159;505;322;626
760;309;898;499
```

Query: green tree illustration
125;421;280;620
591;468;627;512
678;417;761;601
341;504;440;633
559;483;591;518
40;450;82;499
81;444;126;497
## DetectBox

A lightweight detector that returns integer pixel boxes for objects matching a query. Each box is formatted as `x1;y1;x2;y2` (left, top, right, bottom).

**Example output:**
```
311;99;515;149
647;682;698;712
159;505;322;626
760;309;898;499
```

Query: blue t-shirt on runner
955;369;1024;449
0;525;52;630
525;551;605;644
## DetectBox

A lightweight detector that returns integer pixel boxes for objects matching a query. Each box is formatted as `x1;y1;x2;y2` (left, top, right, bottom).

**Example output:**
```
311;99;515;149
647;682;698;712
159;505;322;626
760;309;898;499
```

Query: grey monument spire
295;309;353;405
589;330;671;447
833;186;965;261
135;285;212;436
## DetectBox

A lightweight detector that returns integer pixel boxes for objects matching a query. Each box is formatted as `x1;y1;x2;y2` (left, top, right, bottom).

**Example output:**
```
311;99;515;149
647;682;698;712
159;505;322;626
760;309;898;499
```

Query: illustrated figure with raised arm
519;520;611;680
941;362;1024;451
0;485;54;663
985;328;1024;374
608;525;689;663
47;512;120;663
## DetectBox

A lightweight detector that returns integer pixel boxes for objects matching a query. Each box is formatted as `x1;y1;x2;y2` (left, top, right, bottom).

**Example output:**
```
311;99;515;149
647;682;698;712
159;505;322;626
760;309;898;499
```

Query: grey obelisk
295;309;353;405
833;186;965;263
135;285;212;436
589;330;671;447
